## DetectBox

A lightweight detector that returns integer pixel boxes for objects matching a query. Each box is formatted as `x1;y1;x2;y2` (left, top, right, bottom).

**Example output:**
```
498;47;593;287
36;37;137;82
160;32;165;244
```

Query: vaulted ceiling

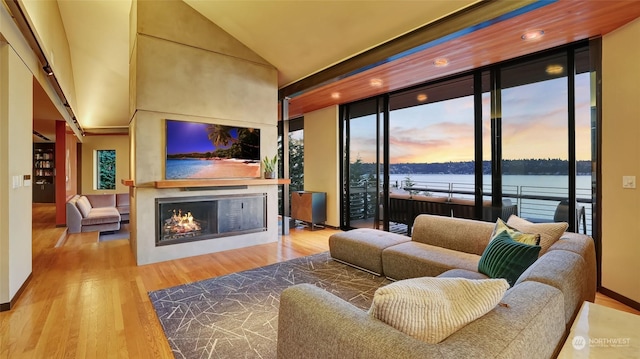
22;0;640;140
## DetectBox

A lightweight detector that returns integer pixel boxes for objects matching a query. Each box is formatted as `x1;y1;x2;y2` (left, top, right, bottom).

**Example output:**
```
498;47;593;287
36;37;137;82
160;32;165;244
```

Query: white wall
303;106;340;227
601;18;640;303
0;43;33;306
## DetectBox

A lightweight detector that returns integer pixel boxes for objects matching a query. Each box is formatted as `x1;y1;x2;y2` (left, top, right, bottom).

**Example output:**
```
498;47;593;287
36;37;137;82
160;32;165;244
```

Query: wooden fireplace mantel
121;178;291;189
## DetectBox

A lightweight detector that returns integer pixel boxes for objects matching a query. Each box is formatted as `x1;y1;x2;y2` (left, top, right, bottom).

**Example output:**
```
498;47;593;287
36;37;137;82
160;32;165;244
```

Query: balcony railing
348;179;593;235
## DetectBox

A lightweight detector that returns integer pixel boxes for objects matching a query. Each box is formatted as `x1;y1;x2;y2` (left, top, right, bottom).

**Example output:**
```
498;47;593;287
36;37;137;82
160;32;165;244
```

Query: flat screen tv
165;119;261;179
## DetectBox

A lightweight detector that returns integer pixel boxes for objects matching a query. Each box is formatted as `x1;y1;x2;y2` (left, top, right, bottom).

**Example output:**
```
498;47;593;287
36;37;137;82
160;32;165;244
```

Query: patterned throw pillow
506;215;568;255
478;231;541;286
491;218;540;245
369;277;509;344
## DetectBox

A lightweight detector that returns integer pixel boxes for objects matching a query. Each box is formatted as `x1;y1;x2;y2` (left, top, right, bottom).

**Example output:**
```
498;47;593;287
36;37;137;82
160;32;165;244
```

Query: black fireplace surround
155;194;267;246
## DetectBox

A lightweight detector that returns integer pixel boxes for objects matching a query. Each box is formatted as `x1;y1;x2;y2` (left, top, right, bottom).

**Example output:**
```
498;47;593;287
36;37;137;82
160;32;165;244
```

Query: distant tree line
352;159;592;176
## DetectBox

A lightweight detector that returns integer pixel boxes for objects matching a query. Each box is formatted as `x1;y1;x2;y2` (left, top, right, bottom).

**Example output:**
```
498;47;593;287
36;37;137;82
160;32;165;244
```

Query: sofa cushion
86;194;116;208
81;207;121;226
329;229;411;276
116;193;129;207
381;241;481;280
437;268;490;280
411;215;495;255
506;215;567;255
478;231;541;286
491;218;540;245
369;277;509;344
76;196;92;218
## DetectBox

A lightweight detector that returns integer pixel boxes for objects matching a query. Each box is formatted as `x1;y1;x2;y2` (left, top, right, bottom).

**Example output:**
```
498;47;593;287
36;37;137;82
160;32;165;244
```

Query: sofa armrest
277;284;440;359
66;197;83;234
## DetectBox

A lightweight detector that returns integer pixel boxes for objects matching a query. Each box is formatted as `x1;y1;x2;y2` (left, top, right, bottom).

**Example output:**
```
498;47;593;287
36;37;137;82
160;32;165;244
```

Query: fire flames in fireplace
163;209;202;240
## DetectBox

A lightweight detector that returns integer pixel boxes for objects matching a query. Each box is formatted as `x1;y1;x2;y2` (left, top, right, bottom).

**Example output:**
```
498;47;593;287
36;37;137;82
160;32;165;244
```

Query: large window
388;75;477;221
341;41;597;237
278;117;304;218
96;149;116;190
342;98;385;229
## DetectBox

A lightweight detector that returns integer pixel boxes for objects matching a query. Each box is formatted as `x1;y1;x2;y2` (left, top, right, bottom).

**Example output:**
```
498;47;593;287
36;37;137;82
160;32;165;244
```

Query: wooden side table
291;191;326;230
558;301;640;358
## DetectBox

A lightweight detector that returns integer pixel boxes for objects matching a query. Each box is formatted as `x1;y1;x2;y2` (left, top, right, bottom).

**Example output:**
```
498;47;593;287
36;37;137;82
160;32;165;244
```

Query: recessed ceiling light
521;29;545;41
369;78;384;88
433;58;449;67
331;92;341;99
546;64;564;75
417;93;428;102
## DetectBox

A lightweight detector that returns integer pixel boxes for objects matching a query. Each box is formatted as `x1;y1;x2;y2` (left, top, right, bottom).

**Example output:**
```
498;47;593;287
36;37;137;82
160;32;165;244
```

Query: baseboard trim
599;287;640;311
0;272;33;312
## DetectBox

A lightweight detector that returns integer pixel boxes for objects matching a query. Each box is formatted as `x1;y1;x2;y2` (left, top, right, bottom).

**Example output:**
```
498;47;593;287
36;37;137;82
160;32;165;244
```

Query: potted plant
262;155;277;179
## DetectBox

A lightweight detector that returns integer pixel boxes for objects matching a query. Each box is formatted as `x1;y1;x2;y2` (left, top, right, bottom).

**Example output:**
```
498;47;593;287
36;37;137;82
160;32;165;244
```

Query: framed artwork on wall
165;119;261;179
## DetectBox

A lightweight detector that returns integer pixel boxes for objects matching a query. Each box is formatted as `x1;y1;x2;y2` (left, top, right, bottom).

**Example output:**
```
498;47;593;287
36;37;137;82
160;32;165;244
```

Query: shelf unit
121;178;291;188
33;143;55;203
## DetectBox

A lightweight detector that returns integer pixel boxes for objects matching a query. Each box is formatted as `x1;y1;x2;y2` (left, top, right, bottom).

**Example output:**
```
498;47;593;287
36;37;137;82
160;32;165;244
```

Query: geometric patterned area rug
148;252;391;359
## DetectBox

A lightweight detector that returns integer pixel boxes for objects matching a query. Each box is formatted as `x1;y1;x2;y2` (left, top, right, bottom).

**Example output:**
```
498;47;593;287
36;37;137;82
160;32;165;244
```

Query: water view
385;174;593;234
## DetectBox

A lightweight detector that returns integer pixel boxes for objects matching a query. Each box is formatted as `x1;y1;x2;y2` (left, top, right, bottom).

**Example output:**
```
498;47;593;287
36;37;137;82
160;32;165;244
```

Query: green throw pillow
478;231;541;286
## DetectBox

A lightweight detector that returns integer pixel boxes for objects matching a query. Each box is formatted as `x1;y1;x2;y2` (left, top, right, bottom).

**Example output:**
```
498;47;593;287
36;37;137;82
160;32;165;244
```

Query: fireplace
155;194;267;246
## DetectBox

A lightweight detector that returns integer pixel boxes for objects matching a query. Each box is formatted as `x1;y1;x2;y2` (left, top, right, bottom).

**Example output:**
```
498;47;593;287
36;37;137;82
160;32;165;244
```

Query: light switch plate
623;175;636;189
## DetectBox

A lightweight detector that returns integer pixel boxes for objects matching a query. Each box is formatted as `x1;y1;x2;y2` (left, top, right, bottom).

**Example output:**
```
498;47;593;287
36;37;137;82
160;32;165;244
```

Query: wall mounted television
165;119;261;179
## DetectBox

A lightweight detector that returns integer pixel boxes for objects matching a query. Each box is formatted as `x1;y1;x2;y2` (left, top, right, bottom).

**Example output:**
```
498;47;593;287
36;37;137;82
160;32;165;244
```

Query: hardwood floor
1;204;637;358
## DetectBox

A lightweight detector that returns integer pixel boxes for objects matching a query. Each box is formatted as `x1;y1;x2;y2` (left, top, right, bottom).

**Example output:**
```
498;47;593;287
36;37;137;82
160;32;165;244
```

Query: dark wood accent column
55;120;66;226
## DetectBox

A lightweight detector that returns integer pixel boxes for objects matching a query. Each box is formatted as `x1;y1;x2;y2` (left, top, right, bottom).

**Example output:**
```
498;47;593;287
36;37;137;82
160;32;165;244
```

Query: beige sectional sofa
66;193;130;233
277;214;596;359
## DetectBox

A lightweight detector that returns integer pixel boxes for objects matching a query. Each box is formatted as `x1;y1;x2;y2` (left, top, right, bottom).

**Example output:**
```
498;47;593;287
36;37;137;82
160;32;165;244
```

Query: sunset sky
349;73;592;164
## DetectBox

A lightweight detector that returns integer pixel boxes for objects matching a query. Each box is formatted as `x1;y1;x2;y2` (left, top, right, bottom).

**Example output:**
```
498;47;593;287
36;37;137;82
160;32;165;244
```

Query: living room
2;0;640;357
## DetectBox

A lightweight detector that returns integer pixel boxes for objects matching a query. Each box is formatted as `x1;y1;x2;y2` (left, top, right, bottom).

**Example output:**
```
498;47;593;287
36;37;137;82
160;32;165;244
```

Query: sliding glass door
342;98;386;230
388;75;478;221
340;41;597;236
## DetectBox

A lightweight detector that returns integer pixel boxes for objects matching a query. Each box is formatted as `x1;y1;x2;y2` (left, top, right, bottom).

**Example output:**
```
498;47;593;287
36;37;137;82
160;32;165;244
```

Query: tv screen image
165;119;261;179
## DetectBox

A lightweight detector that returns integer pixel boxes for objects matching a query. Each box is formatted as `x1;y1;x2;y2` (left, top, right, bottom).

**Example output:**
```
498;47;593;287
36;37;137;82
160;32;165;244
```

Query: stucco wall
303;106;340;227
130;0;278;265
601;18;640;303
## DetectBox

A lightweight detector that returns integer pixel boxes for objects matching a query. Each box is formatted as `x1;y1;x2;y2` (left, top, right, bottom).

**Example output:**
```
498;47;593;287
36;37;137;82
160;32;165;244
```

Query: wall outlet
623;175;636;189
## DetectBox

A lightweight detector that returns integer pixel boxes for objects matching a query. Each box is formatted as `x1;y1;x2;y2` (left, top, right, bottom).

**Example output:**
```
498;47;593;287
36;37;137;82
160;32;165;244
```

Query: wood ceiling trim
278;0;543;100
286;0;640;119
